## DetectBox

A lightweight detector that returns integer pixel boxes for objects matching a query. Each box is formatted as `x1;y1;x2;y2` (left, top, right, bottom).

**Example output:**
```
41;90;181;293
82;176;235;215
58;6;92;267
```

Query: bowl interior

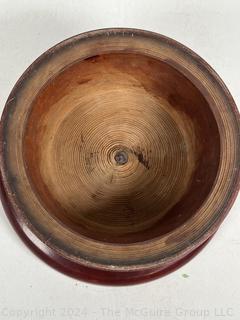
23;52;220;243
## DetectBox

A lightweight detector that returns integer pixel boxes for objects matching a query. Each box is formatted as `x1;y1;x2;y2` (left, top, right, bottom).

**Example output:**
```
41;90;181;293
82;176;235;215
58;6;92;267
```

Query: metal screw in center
114;150;128;165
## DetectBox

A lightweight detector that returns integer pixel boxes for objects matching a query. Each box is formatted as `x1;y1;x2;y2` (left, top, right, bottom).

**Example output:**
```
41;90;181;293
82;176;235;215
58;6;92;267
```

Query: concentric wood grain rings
0;29;239;285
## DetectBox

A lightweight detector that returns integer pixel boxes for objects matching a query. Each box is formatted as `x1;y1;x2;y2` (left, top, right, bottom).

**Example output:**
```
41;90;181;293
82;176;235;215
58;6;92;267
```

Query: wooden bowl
1;28;239;285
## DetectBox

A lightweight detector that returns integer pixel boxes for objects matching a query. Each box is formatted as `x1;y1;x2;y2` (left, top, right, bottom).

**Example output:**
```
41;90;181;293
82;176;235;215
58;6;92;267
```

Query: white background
0;1;239;319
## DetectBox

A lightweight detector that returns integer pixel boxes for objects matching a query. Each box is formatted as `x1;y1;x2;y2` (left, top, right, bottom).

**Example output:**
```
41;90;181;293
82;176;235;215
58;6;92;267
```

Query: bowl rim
0;27;239;284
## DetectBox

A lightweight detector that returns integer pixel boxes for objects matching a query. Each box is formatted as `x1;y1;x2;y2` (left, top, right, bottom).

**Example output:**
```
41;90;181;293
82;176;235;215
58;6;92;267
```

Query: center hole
114;150;128;165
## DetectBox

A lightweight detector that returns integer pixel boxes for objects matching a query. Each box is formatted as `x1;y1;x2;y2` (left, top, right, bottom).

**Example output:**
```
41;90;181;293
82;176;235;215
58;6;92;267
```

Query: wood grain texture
0;28;239;284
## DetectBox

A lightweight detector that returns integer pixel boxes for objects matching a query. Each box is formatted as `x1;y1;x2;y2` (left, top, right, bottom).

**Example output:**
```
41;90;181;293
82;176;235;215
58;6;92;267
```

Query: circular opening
114;150;128;165
23;52;221;244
